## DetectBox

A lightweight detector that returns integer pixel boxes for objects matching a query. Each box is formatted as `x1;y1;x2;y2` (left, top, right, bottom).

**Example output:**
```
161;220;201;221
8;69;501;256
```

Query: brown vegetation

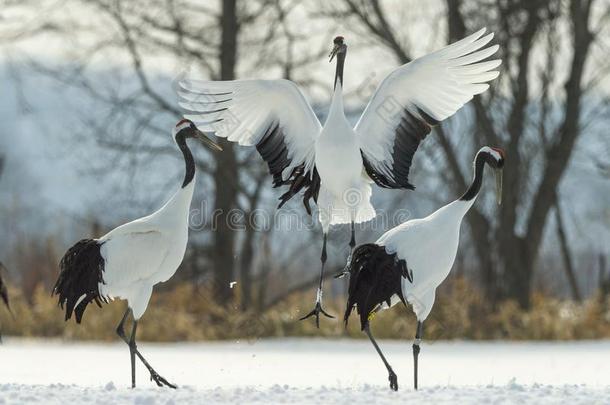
2;277;608;342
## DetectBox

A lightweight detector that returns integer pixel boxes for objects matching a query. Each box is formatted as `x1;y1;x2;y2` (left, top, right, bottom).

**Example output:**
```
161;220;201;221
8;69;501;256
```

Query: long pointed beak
329;44;340;62
495;168;503;205
195;129;223;152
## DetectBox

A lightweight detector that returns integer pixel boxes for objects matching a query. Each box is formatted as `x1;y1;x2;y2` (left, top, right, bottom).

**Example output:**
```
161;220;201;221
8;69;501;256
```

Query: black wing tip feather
53;239;106;324
416;107;440;126
362;108;435;190
362;155;416;190
256;122;320;215
343;244;408;330
277;166;320;216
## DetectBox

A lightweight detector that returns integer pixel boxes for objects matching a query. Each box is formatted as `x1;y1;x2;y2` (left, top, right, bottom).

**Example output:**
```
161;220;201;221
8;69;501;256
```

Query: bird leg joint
316;288;323;303
116;324;126;340
412;342;421;355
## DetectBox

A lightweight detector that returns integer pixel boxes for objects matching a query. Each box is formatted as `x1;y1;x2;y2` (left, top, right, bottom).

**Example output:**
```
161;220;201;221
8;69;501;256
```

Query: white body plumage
315;82;375;230
98;180;194;319
378;199;474;320
53;120;221;389
373;146;504;321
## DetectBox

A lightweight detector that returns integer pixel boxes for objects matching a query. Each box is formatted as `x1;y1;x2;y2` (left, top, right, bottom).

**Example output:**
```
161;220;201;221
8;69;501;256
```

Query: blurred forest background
1;0;609;341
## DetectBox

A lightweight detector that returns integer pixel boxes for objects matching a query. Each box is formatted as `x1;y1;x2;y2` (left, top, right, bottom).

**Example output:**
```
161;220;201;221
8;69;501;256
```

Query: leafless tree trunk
445;0;598;308
212;0;240;303
555;202;581;301
238;170;267;309
599;254;609;305
516;0;596;306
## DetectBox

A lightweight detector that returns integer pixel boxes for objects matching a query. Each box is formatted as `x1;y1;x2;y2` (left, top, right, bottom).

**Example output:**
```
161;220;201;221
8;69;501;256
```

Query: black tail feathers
277;165;321;216
53;239;106;323
343;244;408;330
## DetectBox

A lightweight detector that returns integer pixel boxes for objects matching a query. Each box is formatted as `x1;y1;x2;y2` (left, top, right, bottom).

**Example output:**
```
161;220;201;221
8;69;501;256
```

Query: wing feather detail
356;28;501;189
179;79;322;211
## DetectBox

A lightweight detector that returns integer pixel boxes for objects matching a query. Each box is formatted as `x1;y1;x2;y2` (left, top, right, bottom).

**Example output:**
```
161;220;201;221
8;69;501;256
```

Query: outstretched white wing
178;79;321;180
356;28;501;189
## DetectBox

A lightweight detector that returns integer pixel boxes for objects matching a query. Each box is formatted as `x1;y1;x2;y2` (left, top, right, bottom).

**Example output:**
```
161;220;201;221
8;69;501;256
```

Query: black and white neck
329;37;347;119
459;146;504;202
174;122;196;188
334;46;346;89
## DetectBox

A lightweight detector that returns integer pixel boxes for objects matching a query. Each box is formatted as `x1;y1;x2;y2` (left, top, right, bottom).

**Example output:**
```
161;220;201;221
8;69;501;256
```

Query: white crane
178;28;500;326
342;146;505;391
52;120;221;388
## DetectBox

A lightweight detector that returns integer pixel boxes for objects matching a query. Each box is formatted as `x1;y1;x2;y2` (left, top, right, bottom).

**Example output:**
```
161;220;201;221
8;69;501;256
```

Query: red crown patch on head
491;147;505;159
175;119;191;127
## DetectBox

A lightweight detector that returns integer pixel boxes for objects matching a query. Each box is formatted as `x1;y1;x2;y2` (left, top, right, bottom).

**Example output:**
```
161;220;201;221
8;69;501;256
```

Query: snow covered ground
1;338;610;404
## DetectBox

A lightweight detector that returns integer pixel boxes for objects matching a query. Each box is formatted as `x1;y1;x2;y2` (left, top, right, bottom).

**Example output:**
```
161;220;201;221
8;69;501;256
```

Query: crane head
490;147;505;169
485;146;505;205
174;119;222;152
329;35;347;62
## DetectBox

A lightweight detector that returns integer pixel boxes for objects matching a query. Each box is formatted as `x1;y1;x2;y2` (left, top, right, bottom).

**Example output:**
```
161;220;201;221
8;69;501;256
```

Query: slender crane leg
334;222;356;279
130;321;177;389
128;321;137;387
116;308;137;387
364;322;398;391
300;233;335;327
413;321;423;390
116;308;177;389
116;308;131;343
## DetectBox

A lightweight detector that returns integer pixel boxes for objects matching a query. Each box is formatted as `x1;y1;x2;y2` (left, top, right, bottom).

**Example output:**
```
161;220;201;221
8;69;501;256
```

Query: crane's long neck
432;152;487;223
154;133;196;222
176;133;195;188
459;151;487;204
334;51;345;90
329;52;346;119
